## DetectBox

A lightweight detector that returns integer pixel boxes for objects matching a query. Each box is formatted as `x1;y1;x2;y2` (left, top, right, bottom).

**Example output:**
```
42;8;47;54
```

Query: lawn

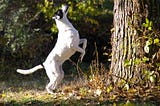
0;74;160;106
0;76;105;106
0;62;159;106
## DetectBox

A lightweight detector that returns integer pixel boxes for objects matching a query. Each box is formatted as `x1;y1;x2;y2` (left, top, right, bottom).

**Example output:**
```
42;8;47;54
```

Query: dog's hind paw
46;89;55;95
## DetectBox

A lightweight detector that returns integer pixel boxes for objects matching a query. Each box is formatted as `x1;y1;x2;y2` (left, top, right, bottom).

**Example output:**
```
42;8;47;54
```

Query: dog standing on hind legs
16;4;87;94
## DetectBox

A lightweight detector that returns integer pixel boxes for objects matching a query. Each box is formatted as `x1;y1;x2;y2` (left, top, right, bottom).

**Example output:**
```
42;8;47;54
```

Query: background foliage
0;0;159;84
0;0;113;78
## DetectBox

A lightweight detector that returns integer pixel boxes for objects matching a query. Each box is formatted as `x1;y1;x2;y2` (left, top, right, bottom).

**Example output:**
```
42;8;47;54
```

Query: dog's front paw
79;54;85;62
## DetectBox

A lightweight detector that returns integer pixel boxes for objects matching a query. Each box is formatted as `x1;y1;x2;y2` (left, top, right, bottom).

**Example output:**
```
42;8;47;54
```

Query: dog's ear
62;4;69;15
52;4;69;20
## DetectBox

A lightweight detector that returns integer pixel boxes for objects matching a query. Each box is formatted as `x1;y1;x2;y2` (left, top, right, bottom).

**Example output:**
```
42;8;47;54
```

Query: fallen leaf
94;89;102;96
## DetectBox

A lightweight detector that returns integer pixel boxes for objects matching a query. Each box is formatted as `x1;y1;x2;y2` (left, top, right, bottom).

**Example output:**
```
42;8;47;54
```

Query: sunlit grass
0;77;159;106
0;62;160;105
0;76;101;106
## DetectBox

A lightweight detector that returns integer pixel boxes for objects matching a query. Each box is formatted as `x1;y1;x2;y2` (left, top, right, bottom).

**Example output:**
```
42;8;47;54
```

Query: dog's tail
16;64;44;75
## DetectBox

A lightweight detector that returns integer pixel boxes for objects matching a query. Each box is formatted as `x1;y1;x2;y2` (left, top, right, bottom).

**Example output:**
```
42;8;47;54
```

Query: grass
0;75;160;106
0;76;104;106
1;78;159;106
0;62;160;106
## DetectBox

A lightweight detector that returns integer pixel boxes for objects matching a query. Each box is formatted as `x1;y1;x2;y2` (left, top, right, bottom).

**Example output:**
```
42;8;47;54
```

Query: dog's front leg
79;39;87;61
72;46;85;62
79;38;87;50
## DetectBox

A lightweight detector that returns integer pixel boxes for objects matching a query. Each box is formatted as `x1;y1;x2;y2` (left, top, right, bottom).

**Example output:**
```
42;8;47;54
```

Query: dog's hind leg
44;60;61;94
57;64;64;85
44;65;56;94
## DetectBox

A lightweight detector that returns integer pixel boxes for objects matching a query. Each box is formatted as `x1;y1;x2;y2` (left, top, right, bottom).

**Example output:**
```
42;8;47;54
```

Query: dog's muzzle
52;16;61;20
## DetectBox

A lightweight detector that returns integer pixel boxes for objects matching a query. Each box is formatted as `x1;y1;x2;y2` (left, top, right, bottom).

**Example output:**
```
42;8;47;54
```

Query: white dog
17;4;87;94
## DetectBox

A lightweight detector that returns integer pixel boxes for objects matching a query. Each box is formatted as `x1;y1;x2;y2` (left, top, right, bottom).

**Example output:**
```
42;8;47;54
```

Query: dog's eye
54;9;63;19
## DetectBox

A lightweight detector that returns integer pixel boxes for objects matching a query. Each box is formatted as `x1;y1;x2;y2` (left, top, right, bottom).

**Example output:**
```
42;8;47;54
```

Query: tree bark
110;0;148;83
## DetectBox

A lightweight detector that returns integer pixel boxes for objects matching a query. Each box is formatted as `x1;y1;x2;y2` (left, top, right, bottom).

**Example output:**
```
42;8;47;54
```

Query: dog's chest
53;30;79;59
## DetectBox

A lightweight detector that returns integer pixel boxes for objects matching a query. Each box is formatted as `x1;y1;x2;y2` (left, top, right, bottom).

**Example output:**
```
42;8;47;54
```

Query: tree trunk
110;0;148;83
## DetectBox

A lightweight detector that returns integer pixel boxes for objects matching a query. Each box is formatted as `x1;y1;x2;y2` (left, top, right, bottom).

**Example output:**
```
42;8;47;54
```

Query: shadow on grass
0;70;48;91
3;98;159;106
5;100;53;106
0;68;160;106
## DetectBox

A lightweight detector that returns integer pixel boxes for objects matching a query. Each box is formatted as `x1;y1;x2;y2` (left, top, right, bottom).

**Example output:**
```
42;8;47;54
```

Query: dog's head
52;4;69;20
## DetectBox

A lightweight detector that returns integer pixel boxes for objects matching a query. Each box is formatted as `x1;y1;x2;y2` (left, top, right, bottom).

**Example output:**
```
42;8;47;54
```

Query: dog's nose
52;16;61;20
52;17;56;20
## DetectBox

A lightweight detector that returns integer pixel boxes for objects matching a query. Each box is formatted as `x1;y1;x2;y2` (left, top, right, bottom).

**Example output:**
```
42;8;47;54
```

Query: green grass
0;77;100;106
0;62;160;106
0;76;159;106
